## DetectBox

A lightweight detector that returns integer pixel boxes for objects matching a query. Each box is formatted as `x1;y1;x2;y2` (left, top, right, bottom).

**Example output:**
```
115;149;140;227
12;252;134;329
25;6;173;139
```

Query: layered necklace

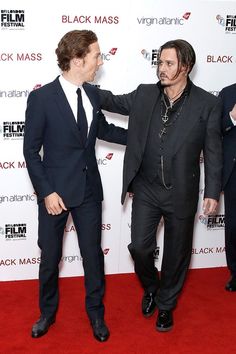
159;89;187;138
161;88;185;124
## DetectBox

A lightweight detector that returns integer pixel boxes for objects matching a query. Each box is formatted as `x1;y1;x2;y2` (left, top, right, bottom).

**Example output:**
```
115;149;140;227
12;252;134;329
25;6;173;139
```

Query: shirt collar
59;75;82;94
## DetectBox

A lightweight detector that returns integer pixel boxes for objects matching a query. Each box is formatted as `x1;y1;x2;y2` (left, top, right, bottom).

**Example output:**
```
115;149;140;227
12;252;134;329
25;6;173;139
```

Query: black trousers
37;181;105;322
129;174;195;311
224;165;236;277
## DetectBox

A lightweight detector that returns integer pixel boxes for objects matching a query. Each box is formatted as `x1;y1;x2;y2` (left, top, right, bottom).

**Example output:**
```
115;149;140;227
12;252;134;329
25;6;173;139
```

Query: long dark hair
157;39;196;79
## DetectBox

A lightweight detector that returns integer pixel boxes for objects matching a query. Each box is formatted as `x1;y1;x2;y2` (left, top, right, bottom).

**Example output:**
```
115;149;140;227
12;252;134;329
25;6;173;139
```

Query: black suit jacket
23;77;126;207
219;83;236;189
100;81;222;218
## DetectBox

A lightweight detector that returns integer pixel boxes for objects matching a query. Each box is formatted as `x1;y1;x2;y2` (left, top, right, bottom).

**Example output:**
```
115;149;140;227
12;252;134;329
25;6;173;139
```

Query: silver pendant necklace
165;88;185;107
161;93;184;124
159;94;187;138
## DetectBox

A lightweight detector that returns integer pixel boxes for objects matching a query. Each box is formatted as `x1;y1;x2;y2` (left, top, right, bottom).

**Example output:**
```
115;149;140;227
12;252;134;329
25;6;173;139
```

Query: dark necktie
76;87;88;144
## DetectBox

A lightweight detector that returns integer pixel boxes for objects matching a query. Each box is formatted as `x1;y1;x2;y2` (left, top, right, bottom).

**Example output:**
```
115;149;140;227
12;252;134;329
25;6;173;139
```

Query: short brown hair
157;39;196;79
55;30;98;71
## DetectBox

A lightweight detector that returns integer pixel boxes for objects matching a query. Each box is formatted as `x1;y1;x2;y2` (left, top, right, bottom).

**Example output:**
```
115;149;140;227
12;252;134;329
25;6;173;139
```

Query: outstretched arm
97;110;127;145
99;88;137;116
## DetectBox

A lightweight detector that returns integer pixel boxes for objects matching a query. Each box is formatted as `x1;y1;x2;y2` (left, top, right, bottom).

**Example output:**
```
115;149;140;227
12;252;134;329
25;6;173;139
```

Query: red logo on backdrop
109;48;118;55
101;49;118;61
33;84;42;90
106;153;113;160
97;153;114;166
103;248;110;255
183;12;191;20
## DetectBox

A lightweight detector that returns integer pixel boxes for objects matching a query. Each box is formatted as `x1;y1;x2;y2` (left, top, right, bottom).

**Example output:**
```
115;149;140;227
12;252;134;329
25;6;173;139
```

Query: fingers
58;198;67;211
203;199;218;215
45;193;67;215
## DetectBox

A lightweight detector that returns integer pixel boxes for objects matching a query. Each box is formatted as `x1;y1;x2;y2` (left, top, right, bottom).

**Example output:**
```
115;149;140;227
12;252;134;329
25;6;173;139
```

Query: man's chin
160;80;169;87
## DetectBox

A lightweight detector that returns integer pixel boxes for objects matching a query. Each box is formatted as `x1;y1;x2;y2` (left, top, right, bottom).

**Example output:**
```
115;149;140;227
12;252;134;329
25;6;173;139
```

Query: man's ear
72;57;82;67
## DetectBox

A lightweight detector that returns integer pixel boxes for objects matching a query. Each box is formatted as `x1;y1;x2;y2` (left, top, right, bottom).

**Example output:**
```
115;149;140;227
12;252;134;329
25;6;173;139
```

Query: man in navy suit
23;30;126;341
220;83;236;291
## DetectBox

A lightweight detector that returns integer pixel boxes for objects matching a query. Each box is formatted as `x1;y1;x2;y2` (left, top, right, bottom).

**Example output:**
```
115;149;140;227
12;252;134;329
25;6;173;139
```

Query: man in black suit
219;83;236;291
99;39;222;331
23;30;126;341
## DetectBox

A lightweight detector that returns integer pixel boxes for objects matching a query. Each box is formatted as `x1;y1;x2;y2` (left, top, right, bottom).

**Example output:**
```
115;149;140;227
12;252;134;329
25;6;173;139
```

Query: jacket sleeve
203;98;223;200
97;110;127;145
219;88;236;135
23;91;54;201
99;88;137;115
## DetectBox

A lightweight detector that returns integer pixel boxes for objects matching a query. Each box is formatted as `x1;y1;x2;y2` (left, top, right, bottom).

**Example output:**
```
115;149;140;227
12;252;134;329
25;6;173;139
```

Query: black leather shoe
91;319;110;342
142;292;157;317
31;316;55;338
225;276;236;291
156;310;173;332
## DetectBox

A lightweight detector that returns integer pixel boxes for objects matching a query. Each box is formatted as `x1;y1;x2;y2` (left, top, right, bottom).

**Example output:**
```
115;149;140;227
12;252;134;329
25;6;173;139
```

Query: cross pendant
159;127;166;138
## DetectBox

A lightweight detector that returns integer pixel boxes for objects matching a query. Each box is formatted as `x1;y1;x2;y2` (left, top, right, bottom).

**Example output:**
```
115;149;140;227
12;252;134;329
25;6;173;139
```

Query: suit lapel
52;77;82;142
83;83;100;144
83;82;99;110
172;84;202;155
139;85;161;154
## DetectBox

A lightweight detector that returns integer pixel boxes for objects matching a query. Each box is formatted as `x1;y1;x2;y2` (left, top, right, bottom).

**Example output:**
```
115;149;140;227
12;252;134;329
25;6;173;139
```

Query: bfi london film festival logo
1;9;25;29
216;14;236;33
0;223;27;241
141;48;159;67
97;152;114;166
0;121;25;140
199;214;225;230
137;11;191;26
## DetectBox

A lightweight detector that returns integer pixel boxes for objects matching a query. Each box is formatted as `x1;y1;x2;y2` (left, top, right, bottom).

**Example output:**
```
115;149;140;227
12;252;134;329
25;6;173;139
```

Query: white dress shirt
59;75;93;134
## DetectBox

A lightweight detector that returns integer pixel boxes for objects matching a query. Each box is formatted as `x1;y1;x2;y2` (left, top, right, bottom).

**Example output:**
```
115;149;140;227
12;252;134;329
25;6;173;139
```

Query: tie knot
76;87;81;96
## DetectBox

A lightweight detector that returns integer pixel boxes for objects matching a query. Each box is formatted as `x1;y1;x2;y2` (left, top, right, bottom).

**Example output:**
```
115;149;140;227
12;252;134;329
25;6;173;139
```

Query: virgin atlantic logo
109;48;117;55
137;12;191;26
97;153;114;166
101;48;118;61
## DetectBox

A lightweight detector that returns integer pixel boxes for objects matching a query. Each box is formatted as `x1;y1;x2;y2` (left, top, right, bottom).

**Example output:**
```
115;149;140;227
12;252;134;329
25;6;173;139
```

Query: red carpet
1;267;236;353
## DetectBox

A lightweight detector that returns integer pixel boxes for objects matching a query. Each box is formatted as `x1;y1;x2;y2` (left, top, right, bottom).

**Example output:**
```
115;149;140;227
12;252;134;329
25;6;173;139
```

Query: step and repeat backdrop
0;0;236;281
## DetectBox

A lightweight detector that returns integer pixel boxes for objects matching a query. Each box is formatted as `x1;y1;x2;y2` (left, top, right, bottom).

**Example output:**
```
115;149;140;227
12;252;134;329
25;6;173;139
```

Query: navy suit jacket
219;83;236;189
23;77;126;207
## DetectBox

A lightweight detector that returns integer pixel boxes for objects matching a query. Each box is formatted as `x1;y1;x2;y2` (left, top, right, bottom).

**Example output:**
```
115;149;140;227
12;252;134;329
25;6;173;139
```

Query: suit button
233;158;236;162
83;166;88;172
